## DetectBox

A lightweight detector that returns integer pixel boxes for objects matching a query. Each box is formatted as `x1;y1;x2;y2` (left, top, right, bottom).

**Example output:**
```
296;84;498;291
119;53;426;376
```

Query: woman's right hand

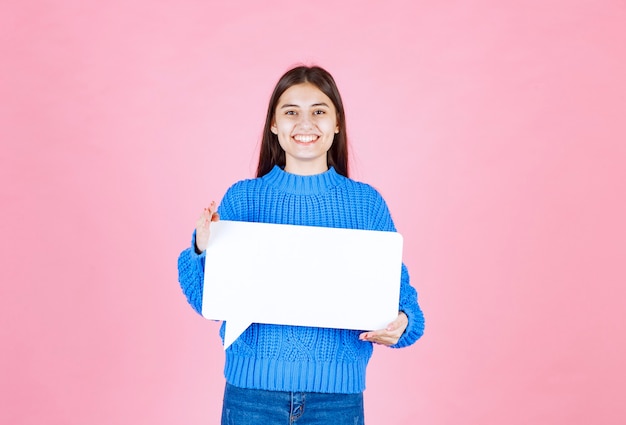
195;201;220;253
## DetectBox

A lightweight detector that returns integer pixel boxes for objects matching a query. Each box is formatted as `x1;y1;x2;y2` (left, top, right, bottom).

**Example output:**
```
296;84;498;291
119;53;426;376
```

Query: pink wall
2;1;625;424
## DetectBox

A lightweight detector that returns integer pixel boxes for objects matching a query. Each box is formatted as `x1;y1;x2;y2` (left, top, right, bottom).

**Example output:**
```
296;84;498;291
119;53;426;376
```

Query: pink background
2;1;625;424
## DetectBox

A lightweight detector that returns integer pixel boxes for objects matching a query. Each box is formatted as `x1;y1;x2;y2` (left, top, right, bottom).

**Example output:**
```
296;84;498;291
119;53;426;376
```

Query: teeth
294;135;317;143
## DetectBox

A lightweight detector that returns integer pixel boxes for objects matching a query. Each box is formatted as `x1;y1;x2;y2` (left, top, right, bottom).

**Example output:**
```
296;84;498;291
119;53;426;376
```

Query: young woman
177;65;425;424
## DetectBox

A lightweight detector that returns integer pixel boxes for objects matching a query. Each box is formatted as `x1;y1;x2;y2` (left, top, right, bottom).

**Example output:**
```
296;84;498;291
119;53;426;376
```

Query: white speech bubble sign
202;220;403;349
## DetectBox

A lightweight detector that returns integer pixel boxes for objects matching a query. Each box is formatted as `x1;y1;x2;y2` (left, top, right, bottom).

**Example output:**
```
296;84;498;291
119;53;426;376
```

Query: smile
293;134;319;143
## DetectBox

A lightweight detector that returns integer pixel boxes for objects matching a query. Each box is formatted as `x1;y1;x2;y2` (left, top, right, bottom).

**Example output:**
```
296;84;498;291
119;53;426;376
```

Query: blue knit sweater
177;165;424;394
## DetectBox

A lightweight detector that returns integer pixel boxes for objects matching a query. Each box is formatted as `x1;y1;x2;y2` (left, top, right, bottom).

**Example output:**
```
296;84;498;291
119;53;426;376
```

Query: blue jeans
221;383;365;425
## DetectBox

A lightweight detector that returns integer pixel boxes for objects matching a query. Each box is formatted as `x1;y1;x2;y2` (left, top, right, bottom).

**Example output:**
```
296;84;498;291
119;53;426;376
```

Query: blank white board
202;220;403;349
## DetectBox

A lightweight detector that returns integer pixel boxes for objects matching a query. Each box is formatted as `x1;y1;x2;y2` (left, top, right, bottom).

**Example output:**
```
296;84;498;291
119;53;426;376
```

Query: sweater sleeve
177;231;206;315
367;186;425;348
391;263;425;348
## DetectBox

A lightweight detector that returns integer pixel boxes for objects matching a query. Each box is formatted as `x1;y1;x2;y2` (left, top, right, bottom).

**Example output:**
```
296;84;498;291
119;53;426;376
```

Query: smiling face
271;82;339;175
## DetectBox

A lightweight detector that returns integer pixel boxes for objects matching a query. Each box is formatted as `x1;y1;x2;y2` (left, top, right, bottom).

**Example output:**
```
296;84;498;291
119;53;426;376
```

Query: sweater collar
262;165;345;195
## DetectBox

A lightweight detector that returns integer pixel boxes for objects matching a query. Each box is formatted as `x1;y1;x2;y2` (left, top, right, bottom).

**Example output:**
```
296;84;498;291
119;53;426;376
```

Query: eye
285;110;297;116
313;109;326;115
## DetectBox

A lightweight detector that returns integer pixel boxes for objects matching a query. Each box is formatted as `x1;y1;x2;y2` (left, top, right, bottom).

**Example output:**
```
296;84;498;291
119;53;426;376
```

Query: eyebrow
279;102;331;109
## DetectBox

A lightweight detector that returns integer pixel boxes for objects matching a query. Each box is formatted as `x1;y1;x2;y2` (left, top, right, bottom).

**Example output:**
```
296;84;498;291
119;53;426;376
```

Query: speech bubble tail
223;321;251;350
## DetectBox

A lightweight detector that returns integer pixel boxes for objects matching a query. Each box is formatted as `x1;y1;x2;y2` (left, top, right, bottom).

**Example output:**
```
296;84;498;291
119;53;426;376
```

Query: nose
297;114;313;129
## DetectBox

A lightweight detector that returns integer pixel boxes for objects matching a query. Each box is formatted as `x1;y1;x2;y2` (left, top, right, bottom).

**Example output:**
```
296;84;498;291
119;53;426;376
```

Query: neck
283;160;328;176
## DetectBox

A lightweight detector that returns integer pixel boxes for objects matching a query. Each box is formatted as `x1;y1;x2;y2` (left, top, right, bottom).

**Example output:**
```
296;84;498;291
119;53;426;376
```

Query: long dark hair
256;66;349;178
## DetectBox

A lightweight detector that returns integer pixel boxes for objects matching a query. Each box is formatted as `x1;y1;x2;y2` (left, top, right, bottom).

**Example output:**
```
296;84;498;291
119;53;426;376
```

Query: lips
293;134;319;143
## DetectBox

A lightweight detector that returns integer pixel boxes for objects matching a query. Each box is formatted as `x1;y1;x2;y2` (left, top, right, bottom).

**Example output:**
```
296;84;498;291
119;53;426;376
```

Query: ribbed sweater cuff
224;354;368;394
391;309;425;348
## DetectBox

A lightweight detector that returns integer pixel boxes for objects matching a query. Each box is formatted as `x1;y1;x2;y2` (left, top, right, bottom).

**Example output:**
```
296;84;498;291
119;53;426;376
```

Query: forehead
277;83;335;107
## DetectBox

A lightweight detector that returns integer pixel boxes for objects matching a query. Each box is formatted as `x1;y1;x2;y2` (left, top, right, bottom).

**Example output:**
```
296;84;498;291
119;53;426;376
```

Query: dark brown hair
256;66;349;178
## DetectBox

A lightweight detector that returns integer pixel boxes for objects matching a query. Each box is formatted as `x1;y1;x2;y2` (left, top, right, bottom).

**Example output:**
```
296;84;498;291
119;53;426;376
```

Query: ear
271;120;278;135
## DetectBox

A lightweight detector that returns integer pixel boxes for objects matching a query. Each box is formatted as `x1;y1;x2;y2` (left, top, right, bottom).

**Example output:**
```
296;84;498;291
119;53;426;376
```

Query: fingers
195;212;212;229
359;312;408;346
359;328;402;346
198;201;219;224
204;201;217;218
194;201;218;254
209;201;220;222
386;312;407;331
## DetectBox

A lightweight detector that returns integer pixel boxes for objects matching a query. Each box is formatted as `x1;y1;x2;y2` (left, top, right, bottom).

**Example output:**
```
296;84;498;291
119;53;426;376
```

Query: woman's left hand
359;312;408;346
